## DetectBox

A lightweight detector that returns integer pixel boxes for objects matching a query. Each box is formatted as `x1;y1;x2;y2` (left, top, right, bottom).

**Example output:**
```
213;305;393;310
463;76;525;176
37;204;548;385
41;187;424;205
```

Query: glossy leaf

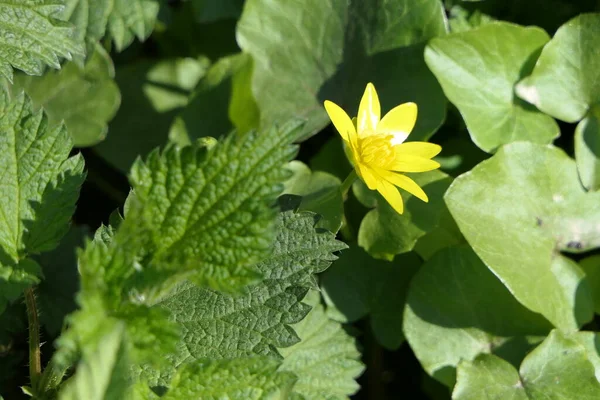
425;22;558;153
445;142;600;330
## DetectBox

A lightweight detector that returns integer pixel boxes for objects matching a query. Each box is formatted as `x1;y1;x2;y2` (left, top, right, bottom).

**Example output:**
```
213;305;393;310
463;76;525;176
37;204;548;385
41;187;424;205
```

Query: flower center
357;134;395;169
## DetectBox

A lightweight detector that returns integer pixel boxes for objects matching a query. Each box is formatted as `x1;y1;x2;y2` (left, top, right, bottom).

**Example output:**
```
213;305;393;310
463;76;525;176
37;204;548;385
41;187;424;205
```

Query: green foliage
237;0;448;141
0;0;83;82
2;2;600;399
445;142;600;330
0;90;84;308
5;45;120;147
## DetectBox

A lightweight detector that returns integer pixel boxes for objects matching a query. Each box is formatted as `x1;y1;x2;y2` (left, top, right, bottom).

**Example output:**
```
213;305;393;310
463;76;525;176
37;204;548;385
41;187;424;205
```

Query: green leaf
96;57;208;172
283;161;343;233
107;0;159;51
138;209;346;386
575;105;600;191
445;142;600;330
237;0;447;141
0;0;83;82
36;226;87;336
580;256;600;315
453;330;600;399
0;90;85;297
162;357;296;400
190;0;244;23
6;45;120;147
357;170;461;260
127;123;299;291
404;246;551;387
279;291;364;399
322;246;421;350
61;0;113;61
59;321;131;400
425;22;558;153
516;13;600;123
169;53;259;146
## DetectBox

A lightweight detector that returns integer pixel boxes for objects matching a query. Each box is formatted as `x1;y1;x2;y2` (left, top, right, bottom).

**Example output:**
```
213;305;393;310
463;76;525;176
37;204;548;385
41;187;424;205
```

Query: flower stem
340;170;358;197
24;287;41;388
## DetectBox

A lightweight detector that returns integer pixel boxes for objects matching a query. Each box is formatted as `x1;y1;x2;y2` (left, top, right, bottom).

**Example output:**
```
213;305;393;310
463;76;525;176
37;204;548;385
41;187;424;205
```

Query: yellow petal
377;179;404;214
357;163;378;190
375;169;428;202
394;142;441;159
378;102;418;145
390;155;440;172
357;83;380;135
324;100;355;142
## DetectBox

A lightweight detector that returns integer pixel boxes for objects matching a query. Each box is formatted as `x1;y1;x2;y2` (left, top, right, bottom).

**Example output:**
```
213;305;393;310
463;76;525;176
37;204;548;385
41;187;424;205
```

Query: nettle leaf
575;106;600;191
0;91;84;302
96;57;208;172
283;161;343;233
6;45;120;147
445;142;600;331
516;13;600;123
137;209;346;386
162;357;296;400
453;330;600;400
425;22;558;153
61;0;112;61
0;0;83;82
59;321;131;400
128;123;299;292
404;246;552;387
322;246;421;350
107;0;159;51
356;170;462;260
237;0;447;141
279;291;364;399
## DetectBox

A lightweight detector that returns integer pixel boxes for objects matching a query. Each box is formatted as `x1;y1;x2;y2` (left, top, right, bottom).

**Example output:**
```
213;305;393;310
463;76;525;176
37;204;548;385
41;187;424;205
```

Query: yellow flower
324;83;441;214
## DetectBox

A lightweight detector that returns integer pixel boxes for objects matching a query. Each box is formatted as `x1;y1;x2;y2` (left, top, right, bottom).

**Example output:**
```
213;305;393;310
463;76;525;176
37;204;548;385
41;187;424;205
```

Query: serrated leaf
516;13;600;123
322;246;421;350
0;0;83;82
59;321;131;400
0;90;85;299
279;291;364;399
425;22;558;153
453;330;600;400
575;105;600;191
283;161;343;233
404;246;551;387
137;209;346;386
127;123;299;292
61;0;113;61
6;45;120;147
162;357;296;400
356;170;462;260
96;57;208;172
107;0;159;51
237;0;447;141
445;142;600;331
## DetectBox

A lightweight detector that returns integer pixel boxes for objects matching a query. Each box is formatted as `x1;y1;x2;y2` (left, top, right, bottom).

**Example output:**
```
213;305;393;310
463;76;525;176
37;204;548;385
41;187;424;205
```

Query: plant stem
24;287;41;388
340;170;358;197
